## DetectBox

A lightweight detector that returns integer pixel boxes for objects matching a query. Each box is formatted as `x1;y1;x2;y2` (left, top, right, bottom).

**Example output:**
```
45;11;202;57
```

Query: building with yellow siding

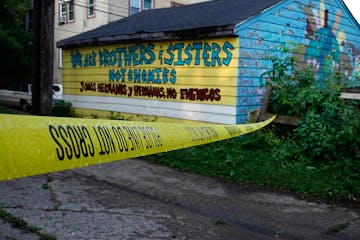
54;0;211;84
57;0;360;123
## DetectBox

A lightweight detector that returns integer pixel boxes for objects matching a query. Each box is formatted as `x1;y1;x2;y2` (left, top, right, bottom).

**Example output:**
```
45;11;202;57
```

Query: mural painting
297;1;358;84
235;0;360;122
62;38;239;123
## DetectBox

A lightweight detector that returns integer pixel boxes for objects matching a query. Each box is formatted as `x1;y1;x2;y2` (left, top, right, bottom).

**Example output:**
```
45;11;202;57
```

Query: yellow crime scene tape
0;114;276;181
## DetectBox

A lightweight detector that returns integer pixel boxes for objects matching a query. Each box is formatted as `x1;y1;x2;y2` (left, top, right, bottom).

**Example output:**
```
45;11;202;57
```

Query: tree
32;0;54;115
0;0;32;88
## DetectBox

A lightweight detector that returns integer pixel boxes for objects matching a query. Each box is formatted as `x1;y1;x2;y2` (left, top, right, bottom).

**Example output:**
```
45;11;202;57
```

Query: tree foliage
0;0;32;74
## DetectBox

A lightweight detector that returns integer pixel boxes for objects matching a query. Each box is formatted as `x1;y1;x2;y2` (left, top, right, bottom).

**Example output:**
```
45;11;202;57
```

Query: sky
342;0;360;23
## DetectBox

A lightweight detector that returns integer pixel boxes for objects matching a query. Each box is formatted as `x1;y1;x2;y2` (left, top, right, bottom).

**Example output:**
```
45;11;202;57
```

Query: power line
85;0;130;11
57;0;128;18
76;0;130;15
54;27;83;34
74;2;127;17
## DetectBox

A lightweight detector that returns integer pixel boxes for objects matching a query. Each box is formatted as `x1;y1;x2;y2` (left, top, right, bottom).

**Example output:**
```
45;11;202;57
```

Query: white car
0;84;63;111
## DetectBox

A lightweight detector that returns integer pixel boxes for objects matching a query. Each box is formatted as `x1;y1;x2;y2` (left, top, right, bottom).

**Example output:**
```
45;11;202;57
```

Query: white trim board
64;94;237;124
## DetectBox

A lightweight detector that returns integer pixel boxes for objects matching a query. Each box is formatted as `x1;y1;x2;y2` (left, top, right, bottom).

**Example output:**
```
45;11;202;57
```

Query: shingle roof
57;0;283;48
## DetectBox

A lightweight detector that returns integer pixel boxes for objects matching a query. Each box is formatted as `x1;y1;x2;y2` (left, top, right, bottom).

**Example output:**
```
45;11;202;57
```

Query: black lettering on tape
74;126;87;157
59;125;73;160
95;126;116;155
49;125;65;161
81;126;95;157
112;126;129;152
67;126;81;159
138;126;153;149
49;125;95;161
123;126;142;151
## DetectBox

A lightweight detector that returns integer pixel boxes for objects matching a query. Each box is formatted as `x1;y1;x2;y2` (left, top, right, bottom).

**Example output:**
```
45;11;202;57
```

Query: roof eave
57;25;236;49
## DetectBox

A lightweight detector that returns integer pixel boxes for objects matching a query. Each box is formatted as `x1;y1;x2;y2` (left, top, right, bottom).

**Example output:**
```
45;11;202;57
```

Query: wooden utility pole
32;0;54;115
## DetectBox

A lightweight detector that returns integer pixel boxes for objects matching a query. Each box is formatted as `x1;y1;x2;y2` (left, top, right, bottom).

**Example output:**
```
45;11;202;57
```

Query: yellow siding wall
62;37;239;123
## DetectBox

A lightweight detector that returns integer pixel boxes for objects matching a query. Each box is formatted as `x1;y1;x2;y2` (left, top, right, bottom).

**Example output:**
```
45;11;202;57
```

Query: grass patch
0;208;27;228
41;183;51;190
0;106;13;114
39;233;57;240
41;175;54;190
326;223;350;235
147;128;360;201
0;206;56;239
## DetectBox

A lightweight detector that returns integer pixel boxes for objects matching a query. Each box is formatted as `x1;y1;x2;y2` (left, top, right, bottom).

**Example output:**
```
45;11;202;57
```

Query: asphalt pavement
0;159;359;240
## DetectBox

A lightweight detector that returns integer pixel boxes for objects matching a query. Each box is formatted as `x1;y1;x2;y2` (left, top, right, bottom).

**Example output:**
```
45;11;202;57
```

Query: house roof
57;0;283;48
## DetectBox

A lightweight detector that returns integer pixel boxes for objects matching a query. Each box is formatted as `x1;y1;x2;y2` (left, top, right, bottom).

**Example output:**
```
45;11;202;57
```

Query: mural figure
297;1;355;85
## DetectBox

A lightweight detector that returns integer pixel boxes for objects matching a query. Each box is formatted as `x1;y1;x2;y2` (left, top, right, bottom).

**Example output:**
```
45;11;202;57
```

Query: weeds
52;100;72;117
326;223;350;235
148;52;360;201
0;206;56;239
0;208;27;228
0;106;13;114
41;175;53;190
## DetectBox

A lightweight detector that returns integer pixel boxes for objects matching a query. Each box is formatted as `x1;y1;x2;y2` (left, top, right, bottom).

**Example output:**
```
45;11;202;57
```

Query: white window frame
130;0;153;15
58;0;75;24
59;48;63;69
68;0;74;22
60;2;67;20
88;0;95;18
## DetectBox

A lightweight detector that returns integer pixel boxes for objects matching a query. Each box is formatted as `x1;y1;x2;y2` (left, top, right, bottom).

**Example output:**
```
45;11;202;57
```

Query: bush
149;52;360;201
263;53;360;163
263;52;360;199
52;100;73;117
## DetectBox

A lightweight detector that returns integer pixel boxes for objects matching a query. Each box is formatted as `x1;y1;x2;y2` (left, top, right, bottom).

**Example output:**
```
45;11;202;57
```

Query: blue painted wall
234;0;360;123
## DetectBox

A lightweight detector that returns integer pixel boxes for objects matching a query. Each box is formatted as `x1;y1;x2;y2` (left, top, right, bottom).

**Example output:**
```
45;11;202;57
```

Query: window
68;0;74;22
58;0;75;24
143;0;152;10
88;0;95;17
60;2;66;20
130;0;152;15
130;0;141;15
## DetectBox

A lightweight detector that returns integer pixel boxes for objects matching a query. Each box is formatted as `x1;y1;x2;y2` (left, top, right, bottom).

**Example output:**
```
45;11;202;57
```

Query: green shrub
0;106;13;114
148;51;359;200
264;53;359;158
263;52;360;198
52;100;73;117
